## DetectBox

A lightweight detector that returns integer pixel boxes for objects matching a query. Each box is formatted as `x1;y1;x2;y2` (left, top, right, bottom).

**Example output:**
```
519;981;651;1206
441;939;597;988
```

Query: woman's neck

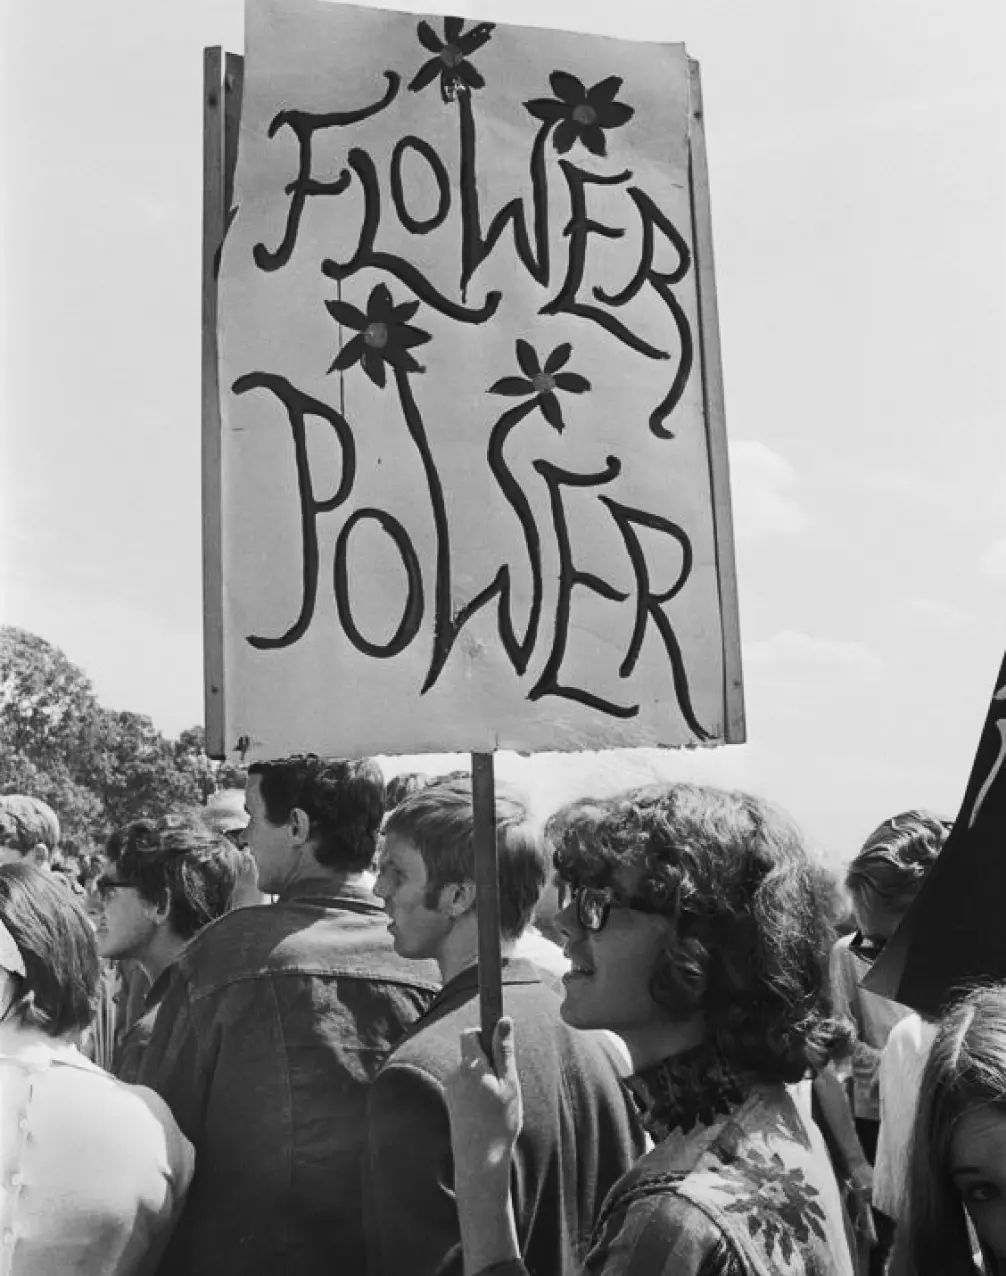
617;1014;706;1073
0;1019;79;1060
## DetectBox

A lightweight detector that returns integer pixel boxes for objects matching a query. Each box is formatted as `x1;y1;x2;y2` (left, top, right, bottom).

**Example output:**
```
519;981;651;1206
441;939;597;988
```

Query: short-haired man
367;777;643;1276
139;755;439;1276
0;794;60;866
97;814;250;1081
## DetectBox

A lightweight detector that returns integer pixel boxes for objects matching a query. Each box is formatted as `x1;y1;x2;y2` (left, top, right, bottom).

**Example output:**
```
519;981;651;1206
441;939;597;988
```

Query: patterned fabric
476;1066;855;1276
624;1041;750;1139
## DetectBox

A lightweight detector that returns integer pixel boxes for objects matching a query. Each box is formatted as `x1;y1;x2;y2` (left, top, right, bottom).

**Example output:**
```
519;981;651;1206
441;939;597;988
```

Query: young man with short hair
139;755;439;1276
97;813;250;1081
366;777;643;1276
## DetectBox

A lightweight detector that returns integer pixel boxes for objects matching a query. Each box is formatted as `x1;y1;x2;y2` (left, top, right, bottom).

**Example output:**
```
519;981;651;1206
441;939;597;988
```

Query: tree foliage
0;626;221;851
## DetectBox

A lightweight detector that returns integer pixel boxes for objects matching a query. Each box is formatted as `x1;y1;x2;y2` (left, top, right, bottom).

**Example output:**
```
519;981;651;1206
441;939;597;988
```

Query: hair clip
0;917;25;977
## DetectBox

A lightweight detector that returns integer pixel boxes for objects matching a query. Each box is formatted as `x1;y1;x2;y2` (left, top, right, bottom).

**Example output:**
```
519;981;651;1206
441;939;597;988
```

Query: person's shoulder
52;1057;185;1136
176;901;438;993
590;1170;744;1276
115;1081;195;1184
177;901;272;960
381;990;476;1079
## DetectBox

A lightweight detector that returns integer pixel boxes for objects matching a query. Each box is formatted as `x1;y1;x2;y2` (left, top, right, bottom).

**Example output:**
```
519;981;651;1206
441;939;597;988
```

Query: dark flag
863;647;1006;1016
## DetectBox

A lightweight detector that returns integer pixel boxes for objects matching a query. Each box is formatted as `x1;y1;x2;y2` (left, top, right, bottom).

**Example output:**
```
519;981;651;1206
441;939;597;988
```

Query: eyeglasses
566;884;644;933
558;882;666;934
573;885;617;932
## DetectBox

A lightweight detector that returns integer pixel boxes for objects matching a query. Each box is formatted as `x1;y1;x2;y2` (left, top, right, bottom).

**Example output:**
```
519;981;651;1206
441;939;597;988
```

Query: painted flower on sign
525;72;635;156
409;17;495;103
326;284;431;388
489;339;590;433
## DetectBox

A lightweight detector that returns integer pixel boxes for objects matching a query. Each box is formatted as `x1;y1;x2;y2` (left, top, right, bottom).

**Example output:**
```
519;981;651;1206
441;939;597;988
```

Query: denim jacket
138;883;439;1276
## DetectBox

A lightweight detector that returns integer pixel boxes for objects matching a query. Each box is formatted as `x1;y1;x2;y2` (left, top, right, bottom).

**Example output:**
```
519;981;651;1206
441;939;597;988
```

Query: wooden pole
202;50;244;760
472;752;503;1055
202;48;227;758
688;58;745;745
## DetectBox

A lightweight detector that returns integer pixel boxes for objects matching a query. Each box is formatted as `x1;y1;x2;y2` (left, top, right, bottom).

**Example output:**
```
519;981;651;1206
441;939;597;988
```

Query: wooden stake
472;752;503;1055
202;48;227;758
688;58;746;745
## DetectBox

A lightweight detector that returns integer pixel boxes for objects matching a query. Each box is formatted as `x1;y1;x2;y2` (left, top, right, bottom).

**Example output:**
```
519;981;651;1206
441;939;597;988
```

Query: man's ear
152;892;173;927
288;807;312;846
445;880;477;919
29;843;50;869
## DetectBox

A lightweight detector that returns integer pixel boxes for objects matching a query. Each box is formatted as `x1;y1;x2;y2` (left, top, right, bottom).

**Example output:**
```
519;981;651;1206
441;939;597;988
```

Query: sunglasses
560;883;657;934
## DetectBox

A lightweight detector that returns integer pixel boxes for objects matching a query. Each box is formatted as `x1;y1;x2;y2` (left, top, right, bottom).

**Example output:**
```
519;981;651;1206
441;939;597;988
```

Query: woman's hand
447;1017;523;1178
446;1017;523;1273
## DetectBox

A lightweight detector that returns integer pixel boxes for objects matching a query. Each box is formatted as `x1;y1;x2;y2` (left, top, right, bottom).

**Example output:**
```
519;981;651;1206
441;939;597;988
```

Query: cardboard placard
207;0;743;759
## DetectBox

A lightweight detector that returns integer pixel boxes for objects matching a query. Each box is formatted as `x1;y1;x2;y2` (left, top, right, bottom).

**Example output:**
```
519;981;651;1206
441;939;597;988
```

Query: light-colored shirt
873;1012;938;1221
828;933;912;1120
0;1025;193;1276
514;926;569;981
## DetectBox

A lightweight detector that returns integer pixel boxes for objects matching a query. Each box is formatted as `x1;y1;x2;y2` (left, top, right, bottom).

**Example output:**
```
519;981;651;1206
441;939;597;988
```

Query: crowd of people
0;766;999;1275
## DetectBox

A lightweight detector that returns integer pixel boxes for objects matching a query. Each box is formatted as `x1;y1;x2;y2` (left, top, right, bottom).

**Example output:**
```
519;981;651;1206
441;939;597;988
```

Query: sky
2;0;1004;864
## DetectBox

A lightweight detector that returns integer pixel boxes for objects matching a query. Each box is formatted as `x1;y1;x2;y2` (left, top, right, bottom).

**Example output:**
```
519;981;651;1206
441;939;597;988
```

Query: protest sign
205;0;743;760
864;647;1006;1016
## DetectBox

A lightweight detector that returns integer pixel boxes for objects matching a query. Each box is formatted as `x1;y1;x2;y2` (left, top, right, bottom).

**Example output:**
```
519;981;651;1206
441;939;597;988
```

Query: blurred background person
830;811;950;1274
383;771;433;812
97;813;254;1081
200;782;266;907
0;795;61;868
0;860;193;1274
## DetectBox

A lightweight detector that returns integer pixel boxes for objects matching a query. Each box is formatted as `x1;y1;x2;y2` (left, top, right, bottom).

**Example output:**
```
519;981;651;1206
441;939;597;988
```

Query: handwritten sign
209;0;743;758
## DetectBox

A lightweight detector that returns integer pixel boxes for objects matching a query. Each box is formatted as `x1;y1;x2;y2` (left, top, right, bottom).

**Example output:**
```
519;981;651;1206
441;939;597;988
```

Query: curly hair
845;809;949;914
248;755;384;873
546;782;846;1082
105;812;251;940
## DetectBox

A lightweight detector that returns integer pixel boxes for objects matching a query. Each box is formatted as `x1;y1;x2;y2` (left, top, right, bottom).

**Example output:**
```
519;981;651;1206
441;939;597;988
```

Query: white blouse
0;1025;193;1276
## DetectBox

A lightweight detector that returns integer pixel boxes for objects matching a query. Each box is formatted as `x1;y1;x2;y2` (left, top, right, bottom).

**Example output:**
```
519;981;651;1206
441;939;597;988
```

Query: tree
0;626;219;850
0;627;99;772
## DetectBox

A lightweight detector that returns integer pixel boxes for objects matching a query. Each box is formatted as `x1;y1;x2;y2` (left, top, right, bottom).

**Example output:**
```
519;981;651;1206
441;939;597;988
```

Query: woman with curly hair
445;782;856;1276
890;984;1006;1276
